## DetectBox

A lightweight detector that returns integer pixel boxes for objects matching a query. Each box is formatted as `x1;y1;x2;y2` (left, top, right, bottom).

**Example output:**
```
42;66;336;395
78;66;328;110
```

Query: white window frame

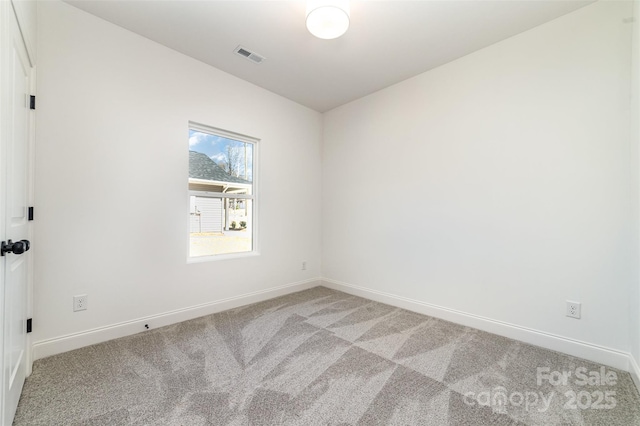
187;122;259;263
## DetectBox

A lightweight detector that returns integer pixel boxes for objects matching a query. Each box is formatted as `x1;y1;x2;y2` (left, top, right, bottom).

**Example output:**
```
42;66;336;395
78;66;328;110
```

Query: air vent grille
234;45;265;64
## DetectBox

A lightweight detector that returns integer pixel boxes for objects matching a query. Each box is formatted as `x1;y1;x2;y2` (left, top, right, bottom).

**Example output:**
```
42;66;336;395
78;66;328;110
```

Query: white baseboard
630;354;640;394
32;276;640;397
322;278;632;372
32;278;321;361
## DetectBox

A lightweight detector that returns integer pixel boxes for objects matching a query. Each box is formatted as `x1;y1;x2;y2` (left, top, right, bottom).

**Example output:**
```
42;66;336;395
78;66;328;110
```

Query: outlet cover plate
566;301;581;319
73;295;88;312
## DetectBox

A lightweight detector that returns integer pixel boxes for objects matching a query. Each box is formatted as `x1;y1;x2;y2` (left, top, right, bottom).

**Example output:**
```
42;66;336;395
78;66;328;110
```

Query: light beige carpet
13;287;640;425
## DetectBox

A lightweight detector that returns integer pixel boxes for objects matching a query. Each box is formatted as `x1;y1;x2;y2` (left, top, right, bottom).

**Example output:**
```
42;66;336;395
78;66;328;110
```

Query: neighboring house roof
189;151;251;184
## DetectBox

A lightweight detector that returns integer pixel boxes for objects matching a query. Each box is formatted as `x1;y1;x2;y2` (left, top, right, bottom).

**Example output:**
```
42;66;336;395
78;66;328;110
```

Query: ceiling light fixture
306;0;350;40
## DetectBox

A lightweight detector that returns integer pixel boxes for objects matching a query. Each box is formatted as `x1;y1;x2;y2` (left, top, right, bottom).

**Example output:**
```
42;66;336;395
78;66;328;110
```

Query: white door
1;2;32;425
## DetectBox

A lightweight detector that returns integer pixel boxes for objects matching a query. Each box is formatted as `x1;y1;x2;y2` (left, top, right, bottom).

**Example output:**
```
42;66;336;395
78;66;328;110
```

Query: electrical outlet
73;294;88;312
566;301;581;319
301;261;307;271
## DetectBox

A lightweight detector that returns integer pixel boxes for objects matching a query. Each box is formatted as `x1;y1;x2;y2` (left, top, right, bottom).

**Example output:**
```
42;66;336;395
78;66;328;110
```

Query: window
188;123;258;259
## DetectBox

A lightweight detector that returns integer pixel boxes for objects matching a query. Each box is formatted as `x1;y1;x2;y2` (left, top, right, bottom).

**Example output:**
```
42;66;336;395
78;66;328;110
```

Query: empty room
1;0;640;424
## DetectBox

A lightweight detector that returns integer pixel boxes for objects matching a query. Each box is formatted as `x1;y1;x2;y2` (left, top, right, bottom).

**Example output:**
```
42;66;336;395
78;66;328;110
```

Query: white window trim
187;122;260;262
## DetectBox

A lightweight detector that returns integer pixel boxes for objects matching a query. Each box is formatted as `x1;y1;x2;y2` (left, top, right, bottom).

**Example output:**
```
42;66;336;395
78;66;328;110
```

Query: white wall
34;1;322;354
323;1;634;358
35;0;639;374
631;0;640;381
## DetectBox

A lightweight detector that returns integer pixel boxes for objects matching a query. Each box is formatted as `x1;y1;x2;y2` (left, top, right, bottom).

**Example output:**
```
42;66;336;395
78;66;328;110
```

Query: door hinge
30;95;35;110
28;207;34;221
26;318;32;333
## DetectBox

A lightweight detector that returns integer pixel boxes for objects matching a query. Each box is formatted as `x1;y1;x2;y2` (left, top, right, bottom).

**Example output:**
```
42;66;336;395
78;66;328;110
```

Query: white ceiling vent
234;45;265;64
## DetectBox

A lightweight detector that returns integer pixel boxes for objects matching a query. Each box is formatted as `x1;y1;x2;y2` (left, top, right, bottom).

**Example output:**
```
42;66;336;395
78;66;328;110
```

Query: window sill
187;250;260;264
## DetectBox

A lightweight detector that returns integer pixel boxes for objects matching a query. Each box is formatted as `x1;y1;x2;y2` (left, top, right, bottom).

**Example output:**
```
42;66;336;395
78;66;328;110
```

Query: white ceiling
65;0;594;112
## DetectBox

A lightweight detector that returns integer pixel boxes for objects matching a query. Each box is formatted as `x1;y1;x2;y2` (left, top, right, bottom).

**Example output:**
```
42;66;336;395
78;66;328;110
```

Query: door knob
1;239;30;256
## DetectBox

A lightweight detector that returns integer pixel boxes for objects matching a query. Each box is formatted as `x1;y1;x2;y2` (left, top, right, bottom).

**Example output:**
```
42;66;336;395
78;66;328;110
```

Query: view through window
188;124;256;258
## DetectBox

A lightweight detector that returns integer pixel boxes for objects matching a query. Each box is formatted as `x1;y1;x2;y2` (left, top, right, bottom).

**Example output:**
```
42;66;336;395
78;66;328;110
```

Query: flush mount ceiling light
306;0;350;40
